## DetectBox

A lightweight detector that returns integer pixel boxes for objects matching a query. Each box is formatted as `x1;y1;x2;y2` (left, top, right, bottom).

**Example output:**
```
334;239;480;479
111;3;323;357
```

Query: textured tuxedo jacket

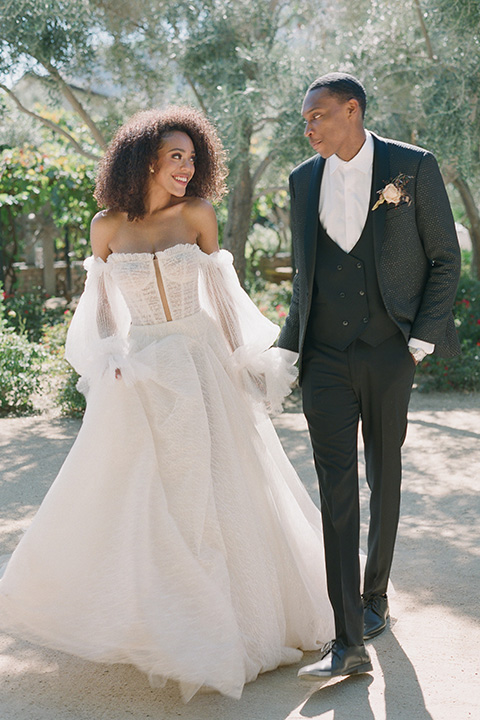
278;132;461;380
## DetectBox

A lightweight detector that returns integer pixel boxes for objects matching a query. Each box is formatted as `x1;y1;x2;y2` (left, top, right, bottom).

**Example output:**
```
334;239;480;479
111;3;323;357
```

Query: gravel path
0;389;479;720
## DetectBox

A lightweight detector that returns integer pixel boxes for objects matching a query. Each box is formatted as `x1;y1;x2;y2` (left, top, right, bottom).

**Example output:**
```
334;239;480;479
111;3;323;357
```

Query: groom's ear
346;97;363;121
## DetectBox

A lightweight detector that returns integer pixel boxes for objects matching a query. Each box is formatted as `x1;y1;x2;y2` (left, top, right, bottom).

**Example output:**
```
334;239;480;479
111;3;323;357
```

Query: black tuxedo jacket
278;132;461;379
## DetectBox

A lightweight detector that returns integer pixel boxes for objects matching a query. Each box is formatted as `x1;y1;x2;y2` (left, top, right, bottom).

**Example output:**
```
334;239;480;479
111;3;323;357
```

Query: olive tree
92;0;329;280
1;0;333;281
330;0;480;276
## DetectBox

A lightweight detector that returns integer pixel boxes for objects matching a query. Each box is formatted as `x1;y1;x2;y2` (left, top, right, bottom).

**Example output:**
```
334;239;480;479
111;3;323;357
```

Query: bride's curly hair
94;106;228;221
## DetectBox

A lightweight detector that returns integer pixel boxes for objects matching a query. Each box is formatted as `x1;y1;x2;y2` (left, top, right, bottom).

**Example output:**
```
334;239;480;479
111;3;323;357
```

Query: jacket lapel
304;154;325;296
370;132;390;259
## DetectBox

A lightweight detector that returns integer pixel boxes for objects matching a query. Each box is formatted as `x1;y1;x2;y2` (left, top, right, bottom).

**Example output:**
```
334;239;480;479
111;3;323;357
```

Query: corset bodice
107;243;203;325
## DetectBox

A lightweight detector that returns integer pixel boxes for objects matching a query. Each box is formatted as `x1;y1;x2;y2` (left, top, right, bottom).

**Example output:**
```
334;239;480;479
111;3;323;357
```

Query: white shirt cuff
408;338;435;355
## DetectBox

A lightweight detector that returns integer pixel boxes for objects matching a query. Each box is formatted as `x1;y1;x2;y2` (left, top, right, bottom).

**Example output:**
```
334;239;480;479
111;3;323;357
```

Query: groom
278;72;460;678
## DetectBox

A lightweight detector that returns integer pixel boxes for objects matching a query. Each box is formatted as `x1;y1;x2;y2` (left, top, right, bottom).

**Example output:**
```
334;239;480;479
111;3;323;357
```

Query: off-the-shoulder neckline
106;243;205;262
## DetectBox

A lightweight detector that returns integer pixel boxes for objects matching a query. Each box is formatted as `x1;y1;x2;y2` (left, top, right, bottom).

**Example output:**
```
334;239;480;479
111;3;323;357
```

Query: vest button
359;290;365;296
339;292;346;298
337;265;343;271
363;317;369;323
343;320;349;326
356;262;362;269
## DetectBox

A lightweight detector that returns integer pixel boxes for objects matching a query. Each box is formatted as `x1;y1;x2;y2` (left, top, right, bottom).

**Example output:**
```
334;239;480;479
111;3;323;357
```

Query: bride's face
151;131;196;197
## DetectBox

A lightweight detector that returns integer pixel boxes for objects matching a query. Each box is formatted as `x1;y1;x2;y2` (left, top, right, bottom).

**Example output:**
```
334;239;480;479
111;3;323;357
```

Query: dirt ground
0;389;479;720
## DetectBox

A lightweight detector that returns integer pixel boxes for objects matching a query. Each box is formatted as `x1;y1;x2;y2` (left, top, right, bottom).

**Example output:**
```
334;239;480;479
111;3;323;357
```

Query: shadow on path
409;417;480;441
300;674;375;720
0;417;80;551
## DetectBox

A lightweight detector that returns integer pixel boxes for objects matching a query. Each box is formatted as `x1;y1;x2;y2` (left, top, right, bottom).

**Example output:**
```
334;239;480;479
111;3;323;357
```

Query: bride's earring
149;166;155;174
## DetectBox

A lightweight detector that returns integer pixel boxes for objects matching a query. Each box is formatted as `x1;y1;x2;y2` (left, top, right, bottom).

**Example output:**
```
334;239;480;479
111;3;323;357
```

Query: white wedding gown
0;242;333;701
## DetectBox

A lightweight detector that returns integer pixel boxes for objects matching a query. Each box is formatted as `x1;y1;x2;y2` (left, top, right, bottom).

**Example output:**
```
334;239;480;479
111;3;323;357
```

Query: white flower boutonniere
372;173;413;211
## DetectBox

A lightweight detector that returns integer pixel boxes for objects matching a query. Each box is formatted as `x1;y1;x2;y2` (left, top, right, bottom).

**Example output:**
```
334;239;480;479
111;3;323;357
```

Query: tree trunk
42;232;56;295
452;175;480;279
2;207;18;294
40;205;58;295
0;231;5;291
222;159;253;286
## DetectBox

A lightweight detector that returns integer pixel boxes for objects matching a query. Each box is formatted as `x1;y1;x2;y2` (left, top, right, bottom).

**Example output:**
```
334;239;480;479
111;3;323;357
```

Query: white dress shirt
319;130;374;253
318;130;434;355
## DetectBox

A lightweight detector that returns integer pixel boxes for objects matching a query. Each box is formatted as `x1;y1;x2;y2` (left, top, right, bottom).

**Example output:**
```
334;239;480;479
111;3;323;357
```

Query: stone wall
9;261;86;297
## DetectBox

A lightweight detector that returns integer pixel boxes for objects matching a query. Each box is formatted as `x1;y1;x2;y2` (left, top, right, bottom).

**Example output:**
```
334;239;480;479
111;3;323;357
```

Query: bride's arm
65;212;129;384
193;199;297;412
90;212;118;340
195;200;243;353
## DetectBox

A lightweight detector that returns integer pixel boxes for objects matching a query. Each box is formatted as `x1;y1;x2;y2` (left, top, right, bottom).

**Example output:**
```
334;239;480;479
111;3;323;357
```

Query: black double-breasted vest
306;213;398;351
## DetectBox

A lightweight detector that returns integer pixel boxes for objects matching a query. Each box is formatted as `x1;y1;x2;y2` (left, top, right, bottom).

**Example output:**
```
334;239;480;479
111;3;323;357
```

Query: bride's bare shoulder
91;209;126;231
90;210;126;259
181;196;215;219
182;197;218;253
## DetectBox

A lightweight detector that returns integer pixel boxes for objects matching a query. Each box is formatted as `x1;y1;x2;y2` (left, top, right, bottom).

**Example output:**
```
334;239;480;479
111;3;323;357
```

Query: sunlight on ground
0;635;59;675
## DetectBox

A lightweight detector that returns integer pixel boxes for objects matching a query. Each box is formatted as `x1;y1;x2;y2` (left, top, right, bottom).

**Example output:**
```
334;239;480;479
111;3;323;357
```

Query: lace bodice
107;243;203;325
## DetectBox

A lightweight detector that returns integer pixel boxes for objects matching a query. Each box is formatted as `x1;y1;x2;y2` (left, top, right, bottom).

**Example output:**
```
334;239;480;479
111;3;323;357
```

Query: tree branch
252;115;281;132
413;0;436;61
182;75;209;116
252;185;288;201
450;172;480;278
41;62;108;149
252;152;275;188
0;84;101;161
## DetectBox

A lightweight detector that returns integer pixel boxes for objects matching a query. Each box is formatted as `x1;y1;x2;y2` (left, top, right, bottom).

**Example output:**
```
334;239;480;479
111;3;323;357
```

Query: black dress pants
302;332;416;647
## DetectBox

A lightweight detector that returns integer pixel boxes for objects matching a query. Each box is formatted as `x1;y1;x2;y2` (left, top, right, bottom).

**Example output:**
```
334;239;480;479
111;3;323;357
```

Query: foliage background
0;0;479;413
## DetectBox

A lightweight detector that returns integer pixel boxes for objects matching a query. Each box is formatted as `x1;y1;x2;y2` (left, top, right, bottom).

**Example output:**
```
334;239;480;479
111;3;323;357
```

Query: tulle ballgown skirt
0;310;333;701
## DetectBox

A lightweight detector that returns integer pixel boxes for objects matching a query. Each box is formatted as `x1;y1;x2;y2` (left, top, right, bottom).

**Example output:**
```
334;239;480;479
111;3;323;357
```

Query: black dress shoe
363;594;389;640
297;640;372;680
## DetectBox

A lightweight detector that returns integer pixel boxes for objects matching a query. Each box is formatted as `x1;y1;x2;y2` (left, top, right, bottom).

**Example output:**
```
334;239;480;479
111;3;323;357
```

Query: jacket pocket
385;202;414;219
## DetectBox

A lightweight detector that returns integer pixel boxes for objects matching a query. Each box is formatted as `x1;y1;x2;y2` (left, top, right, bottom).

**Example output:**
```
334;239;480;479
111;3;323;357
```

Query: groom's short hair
307;72;367;118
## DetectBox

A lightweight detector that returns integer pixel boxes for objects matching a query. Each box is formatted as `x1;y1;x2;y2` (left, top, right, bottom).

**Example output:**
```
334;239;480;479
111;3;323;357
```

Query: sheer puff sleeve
199;249;298;414
65;256;132;393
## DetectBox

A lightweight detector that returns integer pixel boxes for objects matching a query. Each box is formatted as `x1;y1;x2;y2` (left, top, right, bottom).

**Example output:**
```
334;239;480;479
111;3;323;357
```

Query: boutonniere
372;173;413;211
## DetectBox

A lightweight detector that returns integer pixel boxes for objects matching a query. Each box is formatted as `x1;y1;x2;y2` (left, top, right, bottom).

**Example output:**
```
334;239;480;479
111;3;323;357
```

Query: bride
0;106;333;701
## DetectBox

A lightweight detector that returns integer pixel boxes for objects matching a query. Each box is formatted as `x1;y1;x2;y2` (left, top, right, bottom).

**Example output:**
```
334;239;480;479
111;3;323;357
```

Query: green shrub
0;327;45;414
41;313;85;417
0;291;84;416
416;273;480;391
55;365;86;417
2;288;67;342
250;280;292;328
41;310;72;357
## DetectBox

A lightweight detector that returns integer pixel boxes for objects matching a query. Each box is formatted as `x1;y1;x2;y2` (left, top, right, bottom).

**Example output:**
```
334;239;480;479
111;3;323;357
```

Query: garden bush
2;288;66;342
416;273;480;392
0;285;85;416
41;314;86;417
55;365;86;417
0;325;45;415
249;278;292;328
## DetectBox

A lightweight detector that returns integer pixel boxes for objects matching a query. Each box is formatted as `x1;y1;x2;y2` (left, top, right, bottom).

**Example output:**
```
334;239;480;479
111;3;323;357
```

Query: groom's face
302;88;358;161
